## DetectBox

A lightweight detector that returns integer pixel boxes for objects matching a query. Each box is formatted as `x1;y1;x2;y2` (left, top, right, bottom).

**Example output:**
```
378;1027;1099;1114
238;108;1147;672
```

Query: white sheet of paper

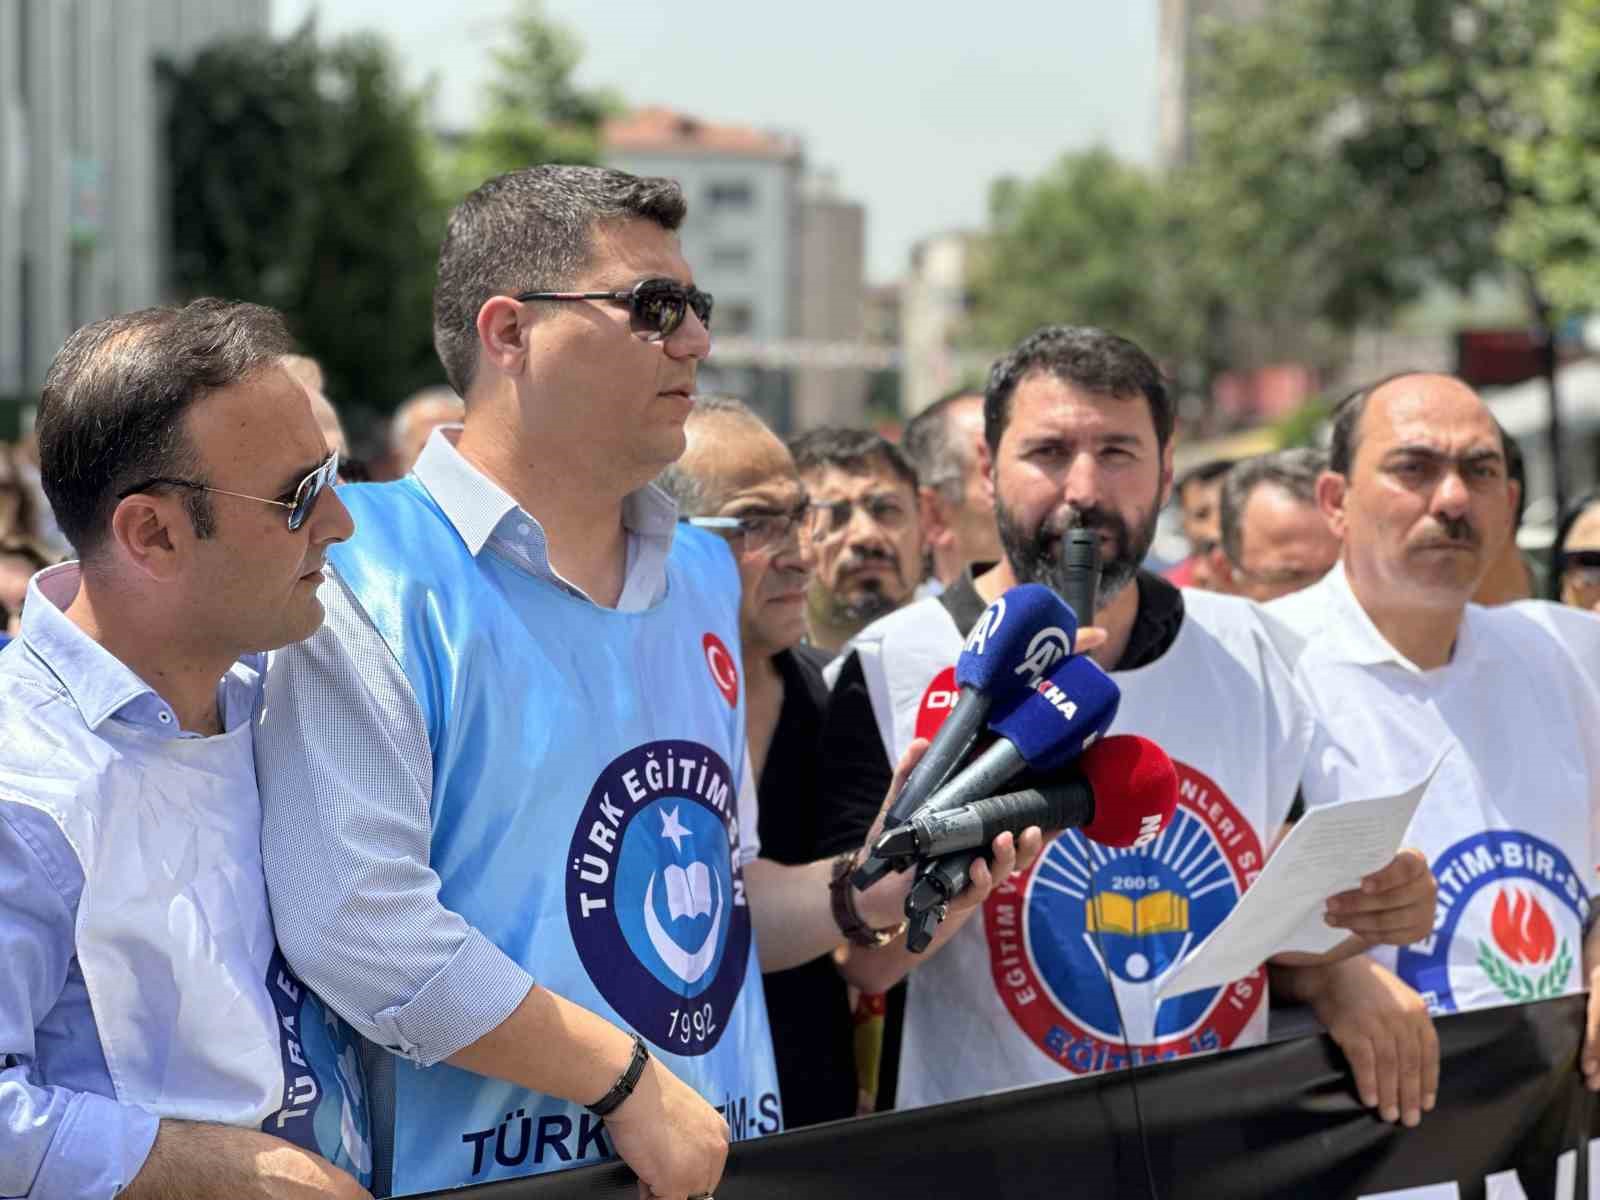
1154;751;1443;1000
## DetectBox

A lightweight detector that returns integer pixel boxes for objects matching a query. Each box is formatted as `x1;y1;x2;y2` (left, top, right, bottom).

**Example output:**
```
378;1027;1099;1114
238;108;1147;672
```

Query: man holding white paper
1271;373;1600;1076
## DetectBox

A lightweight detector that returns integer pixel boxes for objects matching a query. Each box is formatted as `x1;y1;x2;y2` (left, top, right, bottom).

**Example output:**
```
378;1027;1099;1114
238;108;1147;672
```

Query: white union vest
849;590;1313;1108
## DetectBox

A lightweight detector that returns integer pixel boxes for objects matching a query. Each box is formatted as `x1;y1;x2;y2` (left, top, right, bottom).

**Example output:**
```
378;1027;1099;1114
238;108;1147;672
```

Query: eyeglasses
117;451;340;532
515;277;714;342
1559;548;1600;587
808;495;912;538
686;498;811;555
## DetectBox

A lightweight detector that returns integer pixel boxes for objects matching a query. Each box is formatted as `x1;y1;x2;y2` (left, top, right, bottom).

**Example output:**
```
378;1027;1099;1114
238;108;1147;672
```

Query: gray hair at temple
655;394;770;516
1218;448;1328;565
902;389;983;502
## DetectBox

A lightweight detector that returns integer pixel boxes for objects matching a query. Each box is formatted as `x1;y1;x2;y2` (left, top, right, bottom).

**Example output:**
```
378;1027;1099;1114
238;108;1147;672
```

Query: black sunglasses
117;451;340;532
515;277;714;342
1559;548;1600;571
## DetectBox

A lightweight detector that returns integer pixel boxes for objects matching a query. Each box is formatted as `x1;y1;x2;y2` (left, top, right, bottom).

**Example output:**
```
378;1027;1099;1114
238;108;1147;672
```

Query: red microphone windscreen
1078;734;1179;848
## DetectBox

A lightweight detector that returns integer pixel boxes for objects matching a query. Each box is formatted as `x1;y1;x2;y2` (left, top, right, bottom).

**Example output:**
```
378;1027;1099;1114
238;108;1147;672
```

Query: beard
995;494;1160;610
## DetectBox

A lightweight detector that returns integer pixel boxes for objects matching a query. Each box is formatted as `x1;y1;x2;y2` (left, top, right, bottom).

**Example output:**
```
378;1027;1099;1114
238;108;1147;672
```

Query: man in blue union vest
253;165;1038;1199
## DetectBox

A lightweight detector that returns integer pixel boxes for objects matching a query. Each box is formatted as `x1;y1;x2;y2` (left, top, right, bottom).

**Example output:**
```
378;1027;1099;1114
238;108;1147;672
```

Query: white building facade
0;0;269;413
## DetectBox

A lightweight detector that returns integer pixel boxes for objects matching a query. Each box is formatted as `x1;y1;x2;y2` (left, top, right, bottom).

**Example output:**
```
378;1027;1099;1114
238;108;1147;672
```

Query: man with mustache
787;428;923;656
818;325;1438;1125
1268;373;1600;1077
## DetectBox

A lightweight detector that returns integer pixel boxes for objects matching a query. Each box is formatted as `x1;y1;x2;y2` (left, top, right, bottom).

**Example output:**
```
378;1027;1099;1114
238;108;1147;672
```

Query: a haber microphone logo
964;598;1006;655
703;633;739;707
1015;627;1072;684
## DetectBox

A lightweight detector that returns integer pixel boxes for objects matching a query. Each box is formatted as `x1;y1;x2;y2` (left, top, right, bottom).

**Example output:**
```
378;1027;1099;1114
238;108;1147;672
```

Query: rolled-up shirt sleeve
0;804;158;1199
254;573;533;1066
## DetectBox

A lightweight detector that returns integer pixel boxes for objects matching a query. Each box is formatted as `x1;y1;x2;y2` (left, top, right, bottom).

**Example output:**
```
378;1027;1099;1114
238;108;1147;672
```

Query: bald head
661;397;791;516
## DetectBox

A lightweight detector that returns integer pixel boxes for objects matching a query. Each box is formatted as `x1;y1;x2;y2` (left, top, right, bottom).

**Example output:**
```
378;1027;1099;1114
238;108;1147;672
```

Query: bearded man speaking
816;325;1439;1128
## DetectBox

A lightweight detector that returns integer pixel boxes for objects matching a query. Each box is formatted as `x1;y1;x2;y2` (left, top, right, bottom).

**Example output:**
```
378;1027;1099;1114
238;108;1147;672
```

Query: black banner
417;995;1594;1200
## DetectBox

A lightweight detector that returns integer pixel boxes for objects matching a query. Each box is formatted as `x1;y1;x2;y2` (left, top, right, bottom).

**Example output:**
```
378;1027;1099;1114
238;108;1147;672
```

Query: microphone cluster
860;532;1180;953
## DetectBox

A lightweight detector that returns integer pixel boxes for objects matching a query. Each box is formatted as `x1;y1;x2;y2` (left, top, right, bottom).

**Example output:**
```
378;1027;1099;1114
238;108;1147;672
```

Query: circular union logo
986;759;1264;1074
1396;830;1588;1014
703;633;739;707
566;740;750;1055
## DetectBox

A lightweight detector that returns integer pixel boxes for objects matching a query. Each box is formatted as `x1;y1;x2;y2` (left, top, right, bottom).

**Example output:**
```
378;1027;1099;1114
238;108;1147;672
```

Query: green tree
1189;0;1558;336
969;149;1211;370
162;26;446;418
442;0;620;196
1500;0;1600;318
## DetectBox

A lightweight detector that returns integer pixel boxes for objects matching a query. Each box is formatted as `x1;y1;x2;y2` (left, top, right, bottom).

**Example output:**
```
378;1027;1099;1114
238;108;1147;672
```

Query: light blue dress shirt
0;565;260;1200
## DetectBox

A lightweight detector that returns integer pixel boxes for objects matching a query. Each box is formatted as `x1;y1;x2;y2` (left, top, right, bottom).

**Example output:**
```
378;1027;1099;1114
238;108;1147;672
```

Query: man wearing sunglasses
253;165;1041;1200
0;300;370;1200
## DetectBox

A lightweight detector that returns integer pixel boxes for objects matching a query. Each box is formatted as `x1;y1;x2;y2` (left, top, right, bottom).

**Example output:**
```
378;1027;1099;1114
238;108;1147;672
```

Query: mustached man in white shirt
1269;372;1600;1086
0;300;370;1200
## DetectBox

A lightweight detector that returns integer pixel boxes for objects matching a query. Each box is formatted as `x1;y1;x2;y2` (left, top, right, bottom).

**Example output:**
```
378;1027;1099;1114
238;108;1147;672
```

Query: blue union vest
330;479;781;1194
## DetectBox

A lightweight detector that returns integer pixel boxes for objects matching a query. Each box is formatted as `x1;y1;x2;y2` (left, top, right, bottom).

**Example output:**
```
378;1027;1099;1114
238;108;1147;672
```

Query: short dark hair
786;426;918;494
1327;369;1432;476
35;299;294;557
1498;421;1527;529
1218;447;1328;564
903;389;983;500
433;165;688;397
1176;458;1236;498
983;326;1172;456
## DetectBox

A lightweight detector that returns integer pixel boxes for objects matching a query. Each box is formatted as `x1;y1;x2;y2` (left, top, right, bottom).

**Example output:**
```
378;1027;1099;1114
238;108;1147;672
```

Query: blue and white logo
1397;830;1588;1015
567;740;750;1055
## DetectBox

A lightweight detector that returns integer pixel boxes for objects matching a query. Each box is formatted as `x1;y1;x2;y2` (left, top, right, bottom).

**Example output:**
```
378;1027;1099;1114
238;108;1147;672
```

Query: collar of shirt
937;565;1185;672
18;563;261;737
410;426;678;611
1304;559;1474;675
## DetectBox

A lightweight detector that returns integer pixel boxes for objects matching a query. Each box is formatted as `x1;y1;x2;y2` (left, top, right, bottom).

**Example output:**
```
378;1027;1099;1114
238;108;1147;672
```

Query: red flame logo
1490;888;1557;966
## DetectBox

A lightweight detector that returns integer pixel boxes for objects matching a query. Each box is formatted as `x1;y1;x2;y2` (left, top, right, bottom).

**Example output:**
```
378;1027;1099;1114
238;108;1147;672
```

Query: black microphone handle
909;779;1095;858
890;686;988;825
914;736;1028;819
1060;528;1101;626
904;851;984;954
852;687;989;890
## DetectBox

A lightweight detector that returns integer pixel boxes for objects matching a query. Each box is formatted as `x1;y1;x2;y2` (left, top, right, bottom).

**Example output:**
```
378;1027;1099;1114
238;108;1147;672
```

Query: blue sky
271;1;1160;283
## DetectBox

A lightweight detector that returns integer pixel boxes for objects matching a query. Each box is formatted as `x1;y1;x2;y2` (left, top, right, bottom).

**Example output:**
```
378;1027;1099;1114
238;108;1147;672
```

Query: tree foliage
440;0;619;197
162;26;446;418
1500;0;1600;318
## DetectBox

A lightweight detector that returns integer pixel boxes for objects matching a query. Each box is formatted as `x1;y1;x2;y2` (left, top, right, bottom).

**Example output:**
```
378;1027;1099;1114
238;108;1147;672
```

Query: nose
1060;450;1104;511
311;485;355;546
664;305;712;361
1431;467;1471;520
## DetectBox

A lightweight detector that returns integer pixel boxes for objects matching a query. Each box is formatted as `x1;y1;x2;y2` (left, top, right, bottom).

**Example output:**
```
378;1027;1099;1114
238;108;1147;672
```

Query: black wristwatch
586;1033;650;1117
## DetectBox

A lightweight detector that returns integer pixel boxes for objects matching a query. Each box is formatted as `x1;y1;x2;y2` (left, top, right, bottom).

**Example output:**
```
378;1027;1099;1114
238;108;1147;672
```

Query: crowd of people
0;161;1597;1200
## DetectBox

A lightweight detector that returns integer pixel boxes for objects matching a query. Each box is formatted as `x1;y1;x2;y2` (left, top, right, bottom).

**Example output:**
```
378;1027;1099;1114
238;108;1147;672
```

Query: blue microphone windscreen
987;652;1120;771
953;584;1079;704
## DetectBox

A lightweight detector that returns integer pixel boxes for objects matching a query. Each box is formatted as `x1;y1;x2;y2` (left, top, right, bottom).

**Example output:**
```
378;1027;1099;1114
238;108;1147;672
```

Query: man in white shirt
1269;371;1600;1082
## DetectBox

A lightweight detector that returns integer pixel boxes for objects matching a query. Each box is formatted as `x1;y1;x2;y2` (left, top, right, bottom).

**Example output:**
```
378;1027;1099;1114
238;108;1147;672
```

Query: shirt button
518;523;531;537
158;712;172;723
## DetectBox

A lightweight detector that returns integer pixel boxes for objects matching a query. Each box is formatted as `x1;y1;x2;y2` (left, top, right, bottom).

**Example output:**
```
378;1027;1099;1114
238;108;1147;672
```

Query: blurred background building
0;0;269;432
603;106;871;433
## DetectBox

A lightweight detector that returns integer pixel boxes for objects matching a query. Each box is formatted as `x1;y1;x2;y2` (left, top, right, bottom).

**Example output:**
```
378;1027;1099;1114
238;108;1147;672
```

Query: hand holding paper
1156;754;1442;1001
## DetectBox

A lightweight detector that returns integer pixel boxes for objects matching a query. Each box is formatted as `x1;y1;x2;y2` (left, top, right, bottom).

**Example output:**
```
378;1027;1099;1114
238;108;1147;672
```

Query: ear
1207;544;1235;595
1316;470;1349;541
977;438;995;506
918;486;954;550
475;295;531;379
1505;477;1521;533
109;495;183;584
1158;439;1176;510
